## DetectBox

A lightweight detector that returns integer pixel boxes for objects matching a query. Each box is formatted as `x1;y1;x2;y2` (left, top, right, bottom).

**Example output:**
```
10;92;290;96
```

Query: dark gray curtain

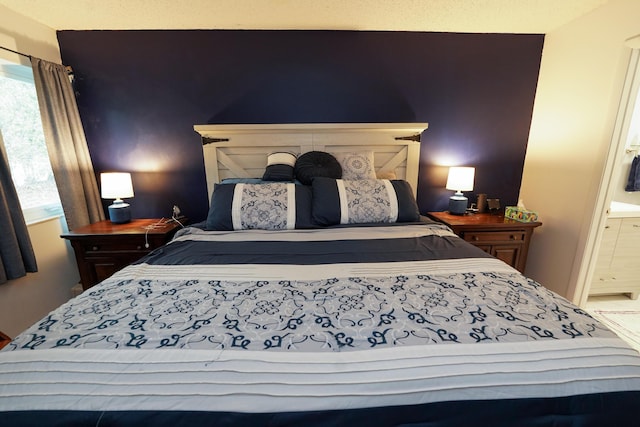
31;58;104;230
0;130;37;284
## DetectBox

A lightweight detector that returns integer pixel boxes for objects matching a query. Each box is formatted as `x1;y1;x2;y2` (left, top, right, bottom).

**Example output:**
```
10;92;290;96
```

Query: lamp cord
143;215;184;249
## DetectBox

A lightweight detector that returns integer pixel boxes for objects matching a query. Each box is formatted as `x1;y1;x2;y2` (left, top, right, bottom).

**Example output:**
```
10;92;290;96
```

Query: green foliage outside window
0;75;60;212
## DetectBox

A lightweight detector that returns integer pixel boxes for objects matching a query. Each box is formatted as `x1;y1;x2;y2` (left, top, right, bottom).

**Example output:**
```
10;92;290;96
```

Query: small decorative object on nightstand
61;218;185;291
426;211;541;273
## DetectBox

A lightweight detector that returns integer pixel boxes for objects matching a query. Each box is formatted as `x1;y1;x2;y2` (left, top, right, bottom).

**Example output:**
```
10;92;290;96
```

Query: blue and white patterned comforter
1;223;640;419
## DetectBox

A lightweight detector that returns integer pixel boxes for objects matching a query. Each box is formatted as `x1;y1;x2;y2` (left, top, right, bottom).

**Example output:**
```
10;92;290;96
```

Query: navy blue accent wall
57;30;543;222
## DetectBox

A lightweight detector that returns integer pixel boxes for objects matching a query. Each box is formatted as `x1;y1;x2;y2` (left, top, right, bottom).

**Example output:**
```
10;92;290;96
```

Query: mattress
1;222;640;426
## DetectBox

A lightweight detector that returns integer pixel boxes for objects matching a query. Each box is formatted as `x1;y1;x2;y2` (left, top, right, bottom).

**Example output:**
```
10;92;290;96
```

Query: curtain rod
0;46;70;72
0;45;32;59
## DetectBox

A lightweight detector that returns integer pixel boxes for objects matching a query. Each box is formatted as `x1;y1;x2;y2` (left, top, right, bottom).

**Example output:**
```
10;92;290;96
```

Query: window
0;59;62;223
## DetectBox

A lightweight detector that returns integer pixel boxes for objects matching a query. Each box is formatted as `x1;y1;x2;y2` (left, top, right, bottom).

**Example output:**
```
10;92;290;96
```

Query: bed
1;123;639;427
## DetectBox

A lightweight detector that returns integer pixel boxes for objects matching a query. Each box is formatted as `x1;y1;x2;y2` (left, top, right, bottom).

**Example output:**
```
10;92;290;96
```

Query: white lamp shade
101;172;134;200
446;167;475;192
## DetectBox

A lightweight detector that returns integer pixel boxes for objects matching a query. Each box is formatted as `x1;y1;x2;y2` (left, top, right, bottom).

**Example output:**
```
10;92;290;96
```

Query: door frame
571;41;640;306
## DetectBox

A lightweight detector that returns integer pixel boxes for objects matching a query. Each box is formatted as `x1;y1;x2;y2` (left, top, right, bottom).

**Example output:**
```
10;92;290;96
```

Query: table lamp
101;172;134;223
446;166;475;215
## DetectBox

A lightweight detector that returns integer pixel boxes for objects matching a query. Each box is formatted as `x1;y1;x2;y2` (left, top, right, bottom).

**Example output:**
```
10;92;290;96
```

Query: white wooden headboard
193;123;428;200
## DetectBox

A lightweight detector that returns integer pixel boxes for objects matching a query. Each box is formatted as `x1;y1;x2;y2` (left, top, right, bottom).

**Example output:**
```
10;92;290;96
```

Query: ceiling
0;0;608;33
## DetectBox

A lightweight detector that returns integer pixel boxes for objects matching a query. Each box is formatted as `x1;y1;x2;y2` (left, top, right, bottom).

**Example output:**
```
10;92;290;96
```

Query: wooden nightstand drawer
463;231;525;243
81;240;148;253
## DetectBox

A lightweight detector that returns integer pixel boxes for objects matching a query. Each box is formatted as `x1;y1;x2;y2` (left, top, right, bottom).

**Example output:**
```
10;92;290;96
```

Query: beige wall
0;218;79;337
0;4;60;64
0;5;78;337
521;0;640;300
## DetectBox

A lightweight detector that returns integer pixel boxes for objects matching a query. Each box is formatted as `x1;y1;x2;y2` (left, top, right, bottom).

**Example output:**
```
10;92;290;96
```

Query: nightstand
0;331;10;350
61;218;185;291
426;211;541;273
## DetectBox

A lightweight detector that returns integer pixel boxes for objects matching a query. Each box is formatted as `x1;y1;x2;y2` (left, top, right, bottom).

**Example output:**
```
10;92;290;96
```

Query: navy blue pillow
294;151;342;185
311;178;420;226
262;152;297;182
206;183;313;230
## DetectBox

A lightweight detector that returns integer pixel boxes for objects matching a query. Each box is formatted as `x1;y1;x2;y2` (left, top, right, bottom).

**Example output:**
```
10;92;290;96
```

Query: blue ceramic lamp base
108;200;131;224
448;193;468;215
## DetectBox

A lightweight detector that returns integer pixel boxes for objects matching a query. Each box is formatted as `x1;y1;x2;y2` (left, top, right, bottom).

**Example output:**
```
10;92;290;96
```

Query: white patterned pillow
234;183;293;230
333;151;376;180
344;179;395;223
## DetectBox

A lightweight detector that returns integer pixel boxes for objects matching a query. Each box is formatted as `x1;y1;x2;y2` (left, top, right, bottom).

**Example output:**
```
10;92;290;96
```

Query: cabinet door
90;257;124;284
469;242;522;270
491;245;521;269
594;218;621;272
474;244;492;254
591;217;640;299
83;252;147;290
610;217;640;279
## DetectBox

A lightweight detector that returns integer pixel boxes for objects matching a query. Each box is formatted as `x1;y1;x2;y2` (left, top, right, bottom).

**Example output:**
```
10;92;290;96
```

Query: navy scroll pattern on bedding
5;271;615;352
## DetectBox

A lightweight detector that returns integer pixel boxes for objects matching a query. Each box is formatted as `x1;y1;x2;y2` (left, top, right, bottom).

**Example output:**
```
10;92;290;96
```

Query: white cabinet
590;217;640;299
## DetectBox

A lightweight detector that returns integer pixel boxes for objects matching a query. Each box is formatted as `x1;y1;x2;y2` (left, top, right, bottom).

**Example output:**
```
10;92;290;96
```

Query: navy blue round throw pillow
294;151;342;185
